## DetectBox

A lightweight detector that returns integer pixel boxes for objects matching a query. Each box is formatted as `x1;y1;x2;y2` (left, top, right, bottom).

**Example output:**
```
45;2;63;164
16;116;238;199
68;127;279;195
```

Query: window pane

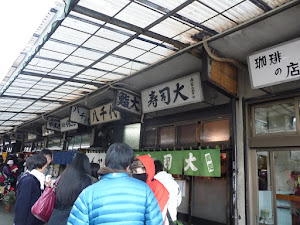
142;128;157;148
202;120;230;143
123;123;141;150
255;102;296;134
159;126;175;147
177;124;197;146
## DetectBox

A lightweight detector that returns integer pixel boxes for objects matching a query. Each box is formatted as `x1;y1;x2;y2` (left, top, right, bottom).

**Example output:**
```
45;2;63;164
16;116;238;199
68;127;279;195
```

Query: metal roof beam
0;110;42;114
249;0;272;12
73;5;188;49
21;71;102;87
1;95;66;104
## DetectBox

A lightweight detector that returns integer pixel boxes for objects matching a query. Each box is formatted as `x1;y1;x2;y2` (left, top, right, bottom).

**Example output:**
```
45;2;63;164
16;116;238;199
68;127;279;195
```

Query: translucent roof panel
123;61;148;71
202;15;236;33
93;62;118;71
83;36;120;52
43;40;78;54
39;48;68;61
99;73;125;81
173;28;202;44
114;45;146;59
150;18;192;38
55;63;84;74
115;2;163;28
51;26;91;46
262;0;290;8
127;38;157;51
96;27;131;43
61;17;100;34
102;56;130;66
81;68;107;78
144;0;187;11
150;45;177;57
28;59;60;70
72;47;105;60
78;0;130;17
65;56;94;66
113;67;137;76
135;52;165;64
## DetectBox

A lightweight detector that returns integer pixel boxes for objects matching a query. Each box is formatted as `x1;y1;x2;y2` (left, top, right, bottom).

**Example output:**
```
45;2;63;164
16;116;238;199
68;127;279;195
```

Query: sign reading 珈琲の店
141;73;203;113
90;102;121;125
248;38;300;89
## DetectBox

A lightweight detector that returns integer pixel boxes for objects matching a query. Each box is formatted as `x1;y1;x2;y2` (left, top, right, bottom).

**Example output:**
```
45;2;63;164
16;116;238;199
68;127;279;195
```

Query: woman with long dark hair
48;153;92;225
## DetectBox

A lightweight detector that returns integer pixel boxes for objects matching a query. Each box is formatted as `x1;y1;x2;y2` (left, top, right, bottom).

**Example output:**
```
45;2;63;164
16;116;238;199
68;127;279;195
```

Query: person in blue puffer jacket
67;143;163;225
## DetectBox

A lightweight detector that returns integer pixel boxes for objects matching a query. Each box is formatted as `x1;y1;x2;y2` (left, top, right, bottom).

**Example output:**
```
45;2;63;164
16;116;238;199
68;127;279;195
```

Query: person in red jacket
131;155;169;223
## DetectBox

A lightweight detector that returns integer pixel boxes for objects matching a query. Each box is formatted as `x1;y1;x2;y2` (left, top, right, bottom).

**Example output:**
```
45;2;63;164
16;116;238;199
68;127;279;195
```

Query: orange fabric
137;155;169;212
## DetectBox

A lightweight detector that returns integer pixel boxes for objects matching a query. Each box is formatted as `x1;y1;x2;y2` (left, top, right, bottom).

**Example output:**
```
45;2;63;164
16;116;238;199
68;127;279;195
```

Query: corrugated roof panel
223;1;264;24
123;61;148;71
199;0;244;12
3;92;23;97
46;92;67;97
17;74;41;81
78;0;130;17
178;1;218;25
115;2;163;28
113;67;136;75
81;69;107;77
173;28;205;44
48;70;75;78
55;63;84;74
12;100;34;107
102;56;129;66
43;40;77;54
83;36;120;53
61;94;82;100
128;38;157;51
143;0;187;11
72;47;105;60
0;113;17;119
262;0;289;8
74;74;94;81
51;26;91;46
65;56;94;66
150;45;176;57
25;90;49;97
136;52;165;64
0;99;15;107
5;87;29;94
150;18;192;38
10;81;35;89
114;45;146;59
65;81;84;87
28;59;60;69
39;48;68;61
96;28;130;43
139;34;163;44
202;15;236;33
23;69;48;75
21;94;42;99
84;84;99;90
40;78;64;85
93;62;118;71
61;17;100;34
100;73;125;80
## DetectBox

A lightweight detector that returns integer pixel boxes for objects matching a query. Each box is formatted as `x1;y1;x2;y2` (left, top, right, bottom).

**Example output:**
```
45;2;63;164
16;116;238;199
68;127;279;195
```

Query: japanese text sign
60;117;78;132
248;38;300;89
90;102;121;125
47;117;60;132
134;148;221;177
141;73;203;113
70;106;90;126
114;90;141;115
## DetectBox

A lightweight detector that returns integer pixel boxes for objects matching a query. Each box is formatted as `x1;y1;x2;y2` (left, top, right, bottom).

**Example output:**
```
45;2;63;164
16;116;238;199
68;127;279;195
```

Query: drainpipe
231;98;238;225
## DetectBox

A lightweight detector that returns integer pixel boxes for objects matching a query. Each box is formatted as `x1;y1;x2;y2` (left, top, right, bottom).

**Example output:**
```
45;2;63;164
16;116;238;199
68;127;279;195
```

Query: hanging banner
47;117;61;132
114;90;142;115
134;148;221;177
141;73;203;113
248;38;300;89
90;102;121;125
70;106;90;126
60;117;78;132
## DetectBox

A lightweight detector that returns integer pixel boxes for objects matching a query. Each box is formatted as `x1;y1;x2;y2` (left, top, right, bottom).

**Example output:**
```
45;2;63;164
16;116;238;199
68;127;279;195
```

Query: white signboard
70;106;90;126
60;117;78;132
90;102;121;125
141;73;203;113
28;133;37;141
42;125;54;136
115;90;141;115
248;38;300;89
47;117;61;132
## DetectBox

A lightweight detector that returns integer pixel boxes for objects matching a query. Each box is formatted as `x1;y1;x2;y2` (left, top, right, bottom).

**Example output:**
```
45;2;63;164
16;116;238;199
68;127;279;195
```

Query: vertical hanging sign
70;106;90;126
47;117;61;132
90;102;121;125
141;73;203;113
114;90;142;115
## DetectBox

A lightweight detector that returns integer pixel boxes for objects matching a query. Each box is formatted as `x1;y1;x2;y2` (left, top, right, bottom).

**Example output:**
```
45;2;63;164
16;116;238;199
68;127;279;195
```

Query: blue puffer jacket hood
67;171;163;225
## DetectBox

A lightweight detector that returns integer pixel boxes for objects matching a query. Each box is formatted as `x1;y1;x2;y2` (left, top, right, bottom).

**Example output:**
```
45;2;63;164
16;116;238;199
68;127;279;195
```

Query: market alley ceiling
0;0;292;135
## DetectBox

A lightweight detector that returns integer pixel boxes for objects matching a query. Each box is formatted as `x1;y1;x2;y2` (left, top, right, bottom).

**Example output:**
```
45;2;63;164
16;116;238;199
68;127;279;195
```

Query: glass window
123;123;141;150
255;102;296;134
202;119;230;143
159;126;175;147
142;128;157;148
177;124;197;146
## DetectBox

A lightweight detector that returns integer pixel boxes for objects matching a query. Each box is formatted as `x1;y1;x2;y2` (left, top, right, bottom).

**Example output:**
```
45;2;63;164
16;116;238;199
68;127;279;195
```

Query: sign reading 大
248;38;300;89
141;73;203;113
114;90;141;115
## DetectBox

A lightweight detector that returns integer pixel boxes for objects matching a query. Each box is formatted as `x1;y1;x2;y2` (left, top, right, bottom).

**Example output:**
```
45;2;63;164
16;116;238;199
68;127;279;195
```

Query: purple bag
31;177;60;222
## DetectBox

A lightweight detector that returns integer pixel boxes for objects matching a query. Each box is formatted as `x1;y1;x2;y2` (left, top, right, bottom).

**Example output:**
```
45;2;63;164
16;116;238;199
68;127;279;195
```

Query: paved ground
0;201;14;225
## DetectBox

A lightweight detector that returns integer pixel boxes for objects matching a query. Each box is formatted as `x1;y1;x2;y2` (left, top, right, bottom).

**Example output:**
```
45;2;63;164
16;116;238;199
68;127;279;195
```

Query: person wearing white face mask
14;154;48;225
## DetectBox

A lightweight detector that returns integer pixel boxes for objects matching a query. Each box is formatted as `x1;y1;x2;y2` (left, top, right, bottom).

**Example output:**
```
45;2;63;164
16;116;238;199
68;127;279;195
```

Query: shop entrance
257;150;300;225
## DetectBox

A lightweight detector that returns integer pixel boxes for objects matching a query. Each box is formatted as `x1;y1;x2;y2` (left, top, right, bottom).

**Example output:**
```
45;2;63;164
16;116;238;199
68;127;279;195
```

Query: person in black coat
48;153;92;225
14;154;48;225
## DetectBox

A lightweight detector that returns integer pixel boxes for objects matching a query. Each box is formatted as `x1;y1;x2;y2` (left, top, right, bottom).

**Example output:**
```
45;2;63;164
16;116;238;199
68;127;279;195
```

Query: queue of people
8;142;182;225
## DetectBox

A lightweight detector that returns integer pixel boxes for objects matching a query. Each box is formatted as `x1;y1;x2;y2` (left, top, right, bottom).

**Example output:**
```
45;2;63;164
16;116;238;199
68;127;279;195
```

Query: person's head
31;154;48;173
130;158;147;182
18;153;25;160
90;163;100;179
105;143;134;170
41;149;52;165
154;159;163;174
25;155;35;171
69;153;91;175
7;159;14;167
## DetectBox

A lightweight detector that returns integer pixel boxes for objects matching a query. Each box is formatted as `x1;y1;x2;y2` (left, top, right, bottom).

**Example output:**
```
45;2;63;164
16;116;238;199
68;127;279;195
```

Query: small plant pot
4;204;12;212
